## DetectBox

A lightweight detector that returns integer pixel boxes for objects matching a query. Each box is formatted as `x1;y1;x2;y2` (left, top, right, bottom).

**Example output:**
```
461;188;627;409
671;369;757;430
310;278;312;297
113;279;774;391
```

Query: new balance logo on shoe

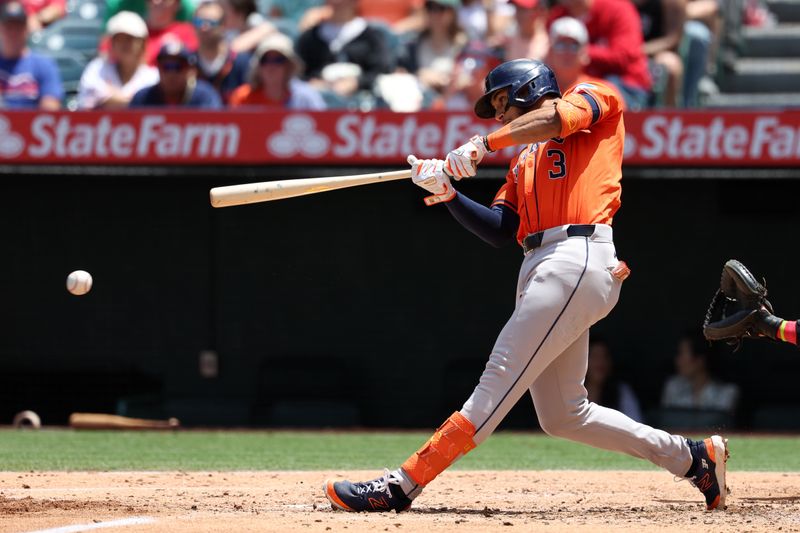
696;473;713;492
686;436;729;511
368;497;389;510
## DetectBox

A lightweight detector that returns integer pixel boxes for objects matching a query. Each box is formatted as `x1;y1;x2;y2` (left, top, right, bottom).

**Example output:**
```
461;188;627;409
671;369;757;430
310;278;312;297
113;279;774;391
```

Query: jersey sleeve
76;59;107;110
490;154;521;213
36;55;64;101
555;81;623;139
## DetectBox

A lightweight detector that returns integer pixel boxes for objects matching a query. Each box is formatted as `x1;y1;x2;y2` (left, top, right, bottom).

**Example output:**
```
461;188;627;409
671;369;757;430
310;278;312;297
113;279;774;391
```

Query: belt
522;224;596;255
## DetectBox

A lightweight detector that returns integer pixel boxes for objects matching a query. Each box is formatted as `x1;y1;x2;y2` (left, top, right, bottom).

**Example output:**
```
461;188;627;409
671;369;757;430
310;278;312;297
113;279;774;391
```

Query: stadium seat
29;17;104;61
48;49;87;110
65;0;105;21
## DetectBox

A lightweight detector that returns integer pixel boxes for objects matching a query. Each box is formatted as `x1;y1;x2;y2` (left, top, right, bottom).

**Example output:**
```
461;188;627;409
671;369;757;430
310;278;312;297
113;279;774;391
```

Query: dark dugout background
1;166;798;429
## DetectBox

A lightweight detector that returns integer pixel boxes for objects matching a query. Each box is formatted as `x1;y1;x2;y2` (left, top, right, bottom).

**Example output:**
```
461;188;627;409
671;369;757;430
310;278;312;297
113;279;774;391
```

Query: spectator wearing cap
229;33;325;109
130;41;222;107
295;0;394;93
550;0;651;110
0;0;62;109
504;0;548;61
194;0;250;103
633;0;685;107
19;0;65;32
78;12;159;109
143;0;199;65
401;0;466;97
545;16;625;108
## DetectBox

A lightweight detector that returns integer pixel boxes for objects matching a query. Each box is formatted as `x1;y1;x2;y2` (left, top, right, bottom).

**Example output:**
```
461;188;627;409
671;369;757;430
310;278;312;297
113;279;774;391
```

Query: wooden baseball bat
69;412;180;430
209;158;419;208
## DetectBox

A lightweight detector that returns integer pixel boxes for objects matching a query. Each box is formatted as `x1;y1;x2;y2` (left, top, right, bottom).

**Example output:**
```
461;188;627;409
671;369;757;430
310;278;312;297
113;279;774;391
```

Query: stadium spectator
458;0;515;45
0;0;62;109
550;0;651;110
435;42;501;110
401;0;467;98
660;330;739;414
586;337;643;423
358;0;425;34
77;11;159;109
220;0;277;53
296;0;425;34
104;0;195;23
130;40;222;107
295;0;394;93
504;0;547;61
682;0;718;107
193;0;249;103
544;16;625;109
633;0;685;107
143;0;199;65
267;0;324;28
19;0;65;31
228;33;325;109
545;17;587;89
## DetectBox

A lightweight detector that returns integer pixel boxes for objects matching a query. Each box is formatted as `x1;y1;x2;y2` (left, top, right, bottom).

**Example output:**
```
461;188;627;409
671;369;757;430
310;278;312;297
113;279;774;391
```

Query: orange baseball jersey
491;81;625;244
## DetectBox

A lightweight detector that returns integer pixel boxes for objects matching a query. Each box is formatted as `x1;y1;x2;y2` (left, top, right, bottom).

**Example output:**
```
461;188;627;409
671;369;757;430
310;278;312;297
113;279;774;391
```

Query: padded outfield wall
0;109;799;430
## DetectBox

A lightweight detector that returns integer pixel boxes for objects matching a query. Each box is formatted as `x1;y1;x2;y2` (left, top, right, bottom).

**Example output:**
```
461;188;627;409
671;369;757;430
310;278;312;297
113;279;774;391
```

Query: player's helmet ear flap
474;59;561;119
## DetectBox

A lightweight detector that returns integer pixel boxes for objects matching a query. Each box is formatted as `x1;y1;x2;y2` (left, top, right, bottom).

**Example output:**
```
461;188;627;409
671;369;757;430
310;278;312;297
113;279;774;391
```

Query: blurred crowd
0;0;776;111
587;330;740;430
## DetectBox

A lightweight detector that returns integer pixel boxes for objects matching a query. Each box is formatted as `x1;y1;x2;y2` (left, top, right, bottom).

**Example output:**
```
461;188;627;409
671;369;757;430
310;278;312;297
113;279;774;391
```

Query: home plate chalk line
24;516;156;533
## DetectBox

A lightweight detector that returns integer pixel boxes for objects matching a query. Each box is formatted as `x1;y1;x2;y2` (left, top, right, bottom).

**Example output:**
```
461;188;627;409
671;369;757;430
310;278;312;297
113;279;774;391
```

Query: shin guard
401;411;476;487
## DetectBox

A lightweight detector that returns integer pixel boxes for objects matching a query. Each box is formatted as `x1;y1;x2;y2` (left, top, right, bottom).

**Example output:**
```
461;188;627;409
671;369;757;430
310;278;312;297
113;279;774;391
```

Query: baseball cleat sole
709;435;730;511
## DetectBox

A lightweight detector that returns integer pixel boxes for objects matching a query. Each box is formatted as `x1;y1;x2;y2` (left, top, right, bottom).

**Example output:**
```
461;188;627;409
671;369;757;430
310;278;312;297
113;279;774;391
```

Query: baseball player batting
324;59;729;513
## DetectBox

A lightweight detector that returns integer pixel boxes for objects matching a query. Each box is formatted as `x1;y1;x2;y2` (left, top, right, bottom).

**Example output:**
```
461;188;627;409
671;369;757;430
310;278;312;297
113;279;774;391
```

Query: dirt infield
1;470;799;533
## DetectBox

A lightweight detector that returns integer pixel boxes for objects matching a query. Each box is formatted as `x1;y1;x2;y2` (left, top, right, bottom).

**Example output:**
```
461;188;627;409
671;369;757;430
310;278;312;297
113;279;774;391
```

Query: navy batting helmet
474;59;561;119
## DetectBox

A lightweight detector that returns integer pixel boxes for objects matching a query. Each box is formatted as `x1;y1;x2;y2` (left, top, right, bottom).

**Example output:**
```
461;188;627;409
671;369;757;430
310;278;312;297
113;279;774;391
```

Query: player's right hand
445;135;489;180
408;156;456;206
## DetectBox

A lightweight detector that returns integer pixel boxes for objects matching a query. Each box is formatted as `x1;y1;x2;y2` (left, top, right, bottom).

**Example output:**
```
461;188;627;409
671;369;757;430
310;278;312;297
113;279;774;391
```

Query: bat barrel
209;168;413;208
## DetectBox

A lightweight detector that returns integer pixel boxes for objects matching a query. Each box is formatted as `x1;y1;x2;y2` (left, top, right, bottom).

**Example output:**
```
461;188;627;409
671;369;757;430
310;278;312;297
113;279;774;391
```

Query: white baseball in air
66;270;93;296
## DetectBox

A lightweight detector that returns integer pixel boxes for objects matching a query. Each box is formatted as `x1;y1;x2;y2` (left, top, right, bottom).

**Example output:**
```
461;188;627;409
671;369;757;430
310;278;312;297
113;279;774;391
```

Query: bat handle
406;154;455;178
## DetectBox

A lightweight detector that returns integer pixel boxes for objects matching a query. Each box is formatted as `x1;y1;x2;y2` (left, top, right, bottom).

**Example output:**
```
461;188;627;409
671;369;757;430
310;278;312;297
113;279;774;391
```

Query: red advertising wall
0;109;798;166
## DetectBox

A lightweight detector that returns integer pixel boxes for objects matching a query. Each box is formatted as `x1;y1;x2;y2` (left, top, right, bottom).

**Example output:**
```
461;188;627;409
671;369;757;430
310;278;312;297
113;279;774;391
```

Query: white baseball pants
460;224;692;476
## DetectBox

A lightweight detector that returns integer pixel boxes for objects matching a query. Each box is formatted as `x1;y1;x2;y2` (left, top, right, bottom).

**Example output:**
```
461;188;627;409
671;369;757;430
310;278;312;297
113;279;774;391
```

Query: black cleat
324;469;412;512
686;435;730;510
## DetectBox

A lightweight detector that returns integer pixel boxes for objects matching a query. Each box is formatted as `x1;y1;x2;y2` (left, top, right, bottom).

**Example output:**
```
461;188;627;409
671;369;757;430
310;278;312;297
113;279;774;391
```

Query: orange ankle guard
401;411;476;487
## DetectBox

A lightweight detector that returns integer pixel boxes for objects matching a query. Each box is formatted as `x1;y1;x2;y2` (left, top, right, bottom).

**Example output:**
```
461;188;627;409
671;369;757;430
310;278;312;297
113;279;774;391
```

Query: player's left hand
445;135;490;180
408;156;456;206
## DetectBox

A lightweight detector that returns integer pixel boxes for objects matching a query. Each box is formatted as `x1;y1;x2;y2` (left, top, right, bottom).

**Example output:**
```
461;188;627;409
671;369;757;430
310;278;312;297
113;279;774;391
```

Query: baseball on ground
66;270;93;296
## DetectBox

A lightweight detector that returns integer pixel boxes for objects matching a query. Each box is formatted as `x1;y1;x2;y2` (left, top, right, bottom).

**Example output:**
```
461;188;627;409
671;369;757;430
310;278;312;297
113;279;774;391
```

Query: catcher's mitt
703;259;772;346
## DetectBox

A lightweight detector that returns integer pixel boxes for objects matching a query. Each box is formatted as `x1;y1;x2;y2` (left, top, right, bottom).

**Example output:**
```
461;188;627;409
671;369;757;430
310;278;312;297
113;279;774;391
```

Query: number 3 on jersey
546;149;566;180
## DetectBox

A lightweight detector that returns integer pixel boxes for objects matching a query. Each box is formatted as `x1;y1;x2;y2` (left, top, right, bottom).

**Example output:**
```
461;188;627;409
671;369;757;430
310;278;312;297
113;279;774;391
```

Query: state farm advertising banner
0;109;798;167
